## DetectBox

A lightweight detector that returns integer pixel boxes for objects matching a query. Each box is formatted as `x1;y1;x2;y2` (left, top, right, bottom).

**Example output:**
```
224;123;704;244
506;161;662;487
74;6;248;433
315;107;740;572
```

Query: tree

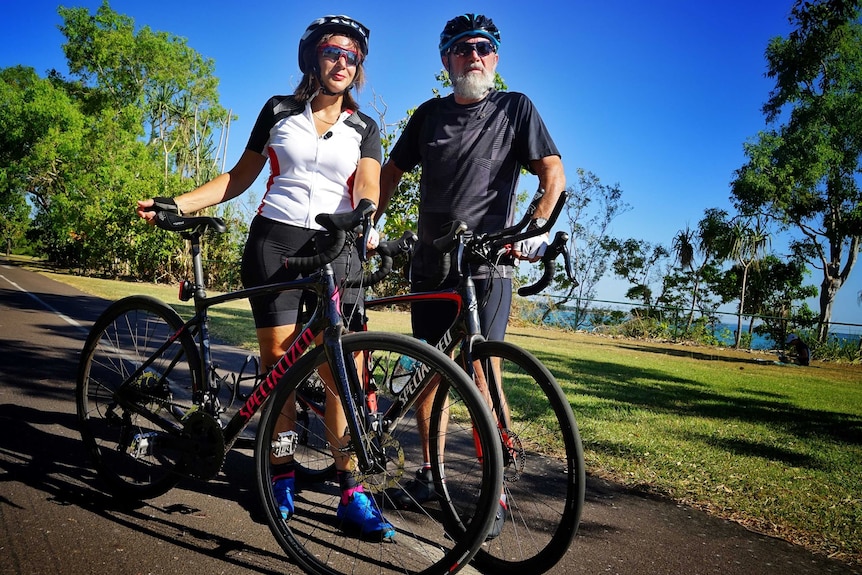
534;169;630;329
58;1;232;187
605;237;670;308
671;208;732;333
731;0;862;342
0;66;88;262
745;255;818;345
725;216;771;347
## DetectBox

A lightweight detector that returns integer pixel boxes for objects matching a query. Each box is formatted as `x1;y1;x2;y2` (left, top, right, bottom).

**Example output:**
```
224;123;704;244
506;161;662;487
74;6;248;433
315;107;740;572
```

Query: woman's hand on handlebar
365;226;380;251
136;197;181;225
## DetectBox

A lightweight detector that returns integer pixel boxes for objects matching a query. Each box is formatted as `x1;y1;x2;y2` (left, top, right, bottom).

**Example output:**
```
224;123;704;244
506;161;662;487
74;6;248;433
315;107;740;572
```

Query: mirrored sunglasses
449;41;496;58
318;44;362;67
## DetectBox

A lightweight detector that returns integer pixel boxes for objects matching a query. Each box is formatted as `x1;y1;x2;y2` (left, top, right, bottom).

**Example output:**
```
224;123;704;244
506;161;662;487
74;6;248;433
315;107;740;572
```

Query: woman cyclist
136;15;393;540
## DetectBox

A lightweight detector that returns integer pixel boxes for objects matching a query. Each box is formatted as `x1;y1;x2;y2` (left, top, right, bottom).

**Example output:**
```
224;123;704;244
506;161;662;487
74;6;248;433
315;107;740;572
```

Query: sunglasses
318;44;362;67
449;41;497;58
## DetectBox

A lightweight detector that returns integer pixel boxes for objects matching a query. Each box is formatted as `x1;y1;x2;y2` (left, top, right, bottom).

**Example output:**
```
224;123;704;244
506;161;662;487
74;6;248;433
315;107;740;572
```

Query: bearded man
376;13;566;538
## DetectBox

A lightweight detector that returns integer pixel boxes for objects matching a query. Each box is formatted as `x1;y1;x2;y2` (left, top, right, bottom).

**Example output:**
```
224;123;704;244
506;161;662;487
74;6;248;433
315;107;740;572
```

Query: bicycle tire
469;340;585;575
255;331;503;575
76;295;202;500
292;371;336;482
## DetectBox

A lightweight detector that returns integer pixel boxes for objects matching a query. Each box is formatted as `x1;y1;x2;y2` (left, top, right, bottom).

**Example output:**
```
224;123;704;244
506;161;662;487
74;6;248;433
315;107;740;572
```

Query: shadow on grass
613;341;764;366
692;433;819;468
526;350;862;460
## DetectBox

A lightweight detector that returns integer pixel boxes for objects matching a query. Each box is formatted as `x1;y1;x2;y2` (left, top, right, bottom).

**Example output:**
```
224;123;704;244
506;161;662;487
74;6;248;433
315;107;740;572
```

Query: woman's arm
137;150;267;222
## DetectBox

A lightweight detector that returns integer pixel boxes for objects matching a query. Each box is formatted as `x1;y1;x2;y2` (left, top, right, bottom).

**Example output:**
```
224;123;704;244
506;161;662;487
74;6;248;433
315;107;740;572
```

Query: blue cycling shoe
273;475;295;519
337;490;396;540
485;499;507;541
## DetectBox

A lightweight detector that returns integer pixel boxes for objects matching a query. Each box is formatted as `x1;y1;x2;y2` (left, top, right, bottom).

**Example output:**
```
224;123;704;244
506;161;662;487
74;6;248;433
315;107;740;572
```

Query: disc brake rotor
352;433;404;493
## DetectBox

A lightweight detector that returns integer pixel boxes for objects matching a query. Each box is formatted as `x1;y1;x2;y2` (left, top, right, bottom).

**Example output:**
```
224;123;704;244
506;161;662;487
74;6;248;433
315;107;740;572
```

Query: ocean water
526;309;858;351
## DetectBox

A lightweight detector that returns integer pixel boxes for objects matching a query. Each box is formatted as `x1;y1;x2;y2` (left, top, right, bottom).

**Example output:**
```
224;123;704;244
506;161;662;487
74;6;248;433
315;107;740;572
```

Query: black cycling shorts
410;275;512;344
240;214;365;330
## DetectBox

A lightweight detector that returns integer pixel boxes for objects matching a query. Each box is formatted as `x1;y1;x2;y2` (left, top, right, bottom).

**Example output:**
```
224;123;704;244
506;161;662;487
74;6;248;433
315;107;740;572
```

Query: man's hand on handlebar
512;232;550;262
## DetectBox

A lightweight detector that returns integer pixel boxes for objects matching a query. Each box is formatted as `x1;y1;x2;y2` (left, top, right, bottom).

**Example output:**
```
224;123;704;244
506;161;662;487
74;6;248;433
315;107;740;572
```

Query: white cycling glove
515;232;549;261
365;226;380;250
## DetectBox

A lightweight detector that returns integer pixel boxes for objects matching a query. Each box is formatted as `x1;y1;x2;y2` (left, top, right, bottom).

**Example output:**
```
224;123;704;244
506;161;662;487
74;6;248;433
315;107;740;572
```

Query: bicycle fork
323;326;388;475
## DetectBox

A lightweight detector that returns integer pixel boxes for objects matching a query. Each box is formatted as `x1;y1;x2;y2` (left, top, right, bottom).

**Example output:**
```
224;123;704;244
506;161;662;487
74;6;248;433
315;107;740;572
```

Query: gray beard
452;68;494;101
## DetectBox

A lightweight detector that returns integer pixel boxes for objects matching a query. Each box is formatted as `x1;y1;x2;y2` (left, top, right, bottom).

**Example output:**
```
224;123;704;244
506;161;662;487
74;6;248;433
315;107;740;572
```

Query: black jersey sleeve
245;95;305;155
387;99;434;172
347;110;383;164
510;92;561;172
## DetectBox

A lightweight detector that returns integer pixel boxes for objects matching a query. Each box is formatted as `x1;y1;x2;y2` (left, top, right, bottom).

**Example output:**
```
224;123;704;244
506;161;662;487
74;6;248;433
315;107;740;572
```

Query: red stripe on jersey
258;146;281;215
346;170;356;208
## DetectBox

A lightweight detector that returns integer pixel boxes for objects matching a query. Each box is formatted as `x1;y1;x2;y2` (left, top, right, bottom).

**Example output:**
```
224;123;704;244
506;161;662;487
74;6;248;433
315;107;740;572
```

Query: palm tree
726;216;771;348
672;208;730;334
672;226;697;330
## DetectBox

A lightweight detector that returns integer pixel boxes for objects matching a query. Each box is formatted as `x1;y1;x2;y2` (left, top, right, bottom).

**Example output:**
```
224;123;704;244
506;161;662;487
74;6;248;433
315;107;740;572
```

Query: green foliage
604;237;671;306
0;2;236;283
811;332;862;362
731;0;862;342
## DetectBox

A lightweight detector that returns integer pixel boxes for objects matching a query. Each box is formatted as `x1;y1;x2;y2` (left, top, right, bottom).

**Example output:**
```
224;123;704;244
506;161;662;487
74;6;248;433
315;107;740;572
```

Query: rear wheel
76;296;201;500
469;340;585;575
255;331;502;575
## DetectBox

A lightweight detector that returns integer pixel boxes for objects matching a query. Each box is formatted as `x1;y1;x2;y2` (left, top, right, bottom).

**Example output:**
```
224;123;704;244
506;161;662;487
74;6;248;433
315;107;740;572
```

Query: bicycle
75;199;504;575
293;191;586;575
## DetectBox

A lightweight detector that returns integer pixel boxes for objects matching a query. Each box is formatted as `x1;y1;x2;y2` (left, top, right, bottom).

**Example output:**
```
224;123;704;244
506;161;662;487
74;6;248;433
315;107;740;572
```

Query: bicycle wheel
293;370;336;482
255;331;502;575
469;340;585;575
76;295;202;500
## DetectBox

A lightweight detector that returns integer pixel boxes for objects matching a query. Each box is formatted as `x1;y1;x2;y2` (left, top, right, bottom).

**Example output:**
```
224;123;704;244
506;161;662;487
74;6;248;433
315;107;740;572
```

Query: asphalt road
1;256;858;575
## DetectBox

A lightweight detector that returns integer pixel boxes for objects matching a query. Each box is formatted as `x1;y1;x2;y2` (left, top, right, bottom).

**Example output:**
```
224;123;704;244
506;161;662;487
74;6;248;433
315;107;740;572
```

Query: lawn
41;268;862;566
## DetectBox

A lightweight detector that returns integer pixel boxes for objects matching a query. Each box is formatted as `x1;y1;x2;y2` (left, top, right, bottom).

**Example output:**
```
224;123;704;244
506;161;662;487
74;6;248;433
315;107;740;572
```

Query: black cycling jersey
388;90;560;279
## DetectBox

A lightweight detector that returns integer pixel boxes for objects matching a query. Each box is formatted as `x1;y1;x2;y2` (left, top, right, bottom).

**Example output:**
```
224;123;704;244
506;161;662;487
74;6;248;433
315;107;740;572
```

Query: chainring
179;410;226;480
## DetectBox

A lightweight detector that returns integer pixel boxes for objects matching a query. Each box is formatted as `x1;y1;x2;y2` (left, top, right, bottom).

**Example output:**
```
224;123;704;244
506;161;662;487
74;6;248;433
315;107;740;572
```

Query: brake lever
360;216;371;263
559;234;576;284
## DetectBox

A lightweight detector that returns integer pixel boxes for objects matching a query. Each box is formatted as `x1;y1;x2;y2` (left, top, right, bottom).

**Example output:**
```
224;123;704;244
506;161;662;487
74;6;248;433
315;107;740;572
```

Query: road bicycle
293;191;586;575
75;199;504;575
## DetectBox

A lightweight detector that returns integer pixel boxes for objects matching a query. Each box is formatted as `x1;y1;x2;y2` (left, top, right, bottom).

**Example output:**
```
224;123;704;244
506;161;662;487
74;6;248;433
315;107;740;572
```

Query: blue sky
2;0;860;328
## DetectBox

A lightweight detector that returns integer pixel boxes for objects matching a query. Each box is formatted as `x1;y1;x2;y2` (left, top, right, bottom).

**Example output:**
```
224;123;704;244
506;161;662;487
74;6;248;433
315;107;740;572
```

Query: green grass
40;267;862;566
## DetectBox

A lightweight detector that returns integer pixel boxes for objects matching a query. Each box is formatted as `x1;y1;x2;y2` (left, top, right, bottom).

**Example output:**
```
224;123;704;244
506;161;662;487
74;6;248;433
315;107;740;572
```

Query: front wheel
255;331;503;575
76;296;201;501
469;340;585;575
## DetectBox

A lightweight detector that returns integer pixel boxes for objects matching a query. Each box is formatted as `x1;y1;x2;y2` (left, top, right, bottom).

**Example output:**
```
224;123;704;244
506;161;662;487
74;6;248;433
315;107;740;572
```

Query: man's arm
529;155;566;222
376;160;405;226
512;155;566;261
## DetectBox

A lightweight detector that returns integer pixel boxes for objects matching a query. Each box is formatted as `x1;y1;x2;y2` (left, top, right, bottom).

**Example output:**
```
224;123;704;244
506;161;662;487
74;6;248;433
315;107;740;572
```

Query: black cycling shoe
387;467;437;510
485;500;507;541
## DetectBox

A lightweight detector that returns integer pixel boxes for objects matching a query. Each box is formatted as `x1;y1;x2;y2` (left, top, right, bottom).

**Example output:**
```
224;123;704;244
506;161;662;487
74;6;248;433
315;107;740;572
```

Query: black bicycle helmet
298;15;370;74
439;13;501;55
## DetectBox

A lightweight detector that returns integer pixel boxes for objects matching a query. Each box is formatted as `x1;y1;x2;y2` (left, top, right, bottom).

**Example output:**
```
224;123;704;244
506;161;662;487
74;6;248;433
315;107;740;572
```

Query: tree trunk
817;274;840;342
685;275;700;333
734;266;750;348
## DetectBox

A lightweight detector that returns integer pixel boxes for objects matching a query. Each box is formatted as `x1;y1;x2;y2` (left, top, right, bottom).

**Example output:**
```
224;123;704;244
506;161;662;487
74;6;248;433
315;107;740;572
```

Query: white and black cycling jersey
246;95;381;230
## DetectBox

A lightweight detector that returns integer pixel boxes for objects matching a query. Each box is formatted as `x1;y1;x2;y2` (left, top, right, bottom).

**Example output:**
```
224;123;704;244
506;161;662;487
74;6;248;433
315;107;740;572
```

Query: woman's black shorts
240;214;365;330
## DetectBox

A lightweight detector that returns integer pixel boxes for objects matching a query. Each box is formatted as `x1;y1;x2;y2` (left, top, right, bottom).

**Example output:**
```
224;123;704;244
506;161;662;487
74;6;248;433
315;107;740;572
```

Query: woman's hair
294;33;365;110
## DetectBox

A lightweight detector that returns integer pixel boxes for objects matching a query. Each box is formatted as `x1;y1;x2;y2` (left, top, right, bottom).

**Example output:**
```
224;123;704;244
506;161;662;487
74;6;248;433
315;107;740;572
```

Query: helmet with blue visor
439;13;501;55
